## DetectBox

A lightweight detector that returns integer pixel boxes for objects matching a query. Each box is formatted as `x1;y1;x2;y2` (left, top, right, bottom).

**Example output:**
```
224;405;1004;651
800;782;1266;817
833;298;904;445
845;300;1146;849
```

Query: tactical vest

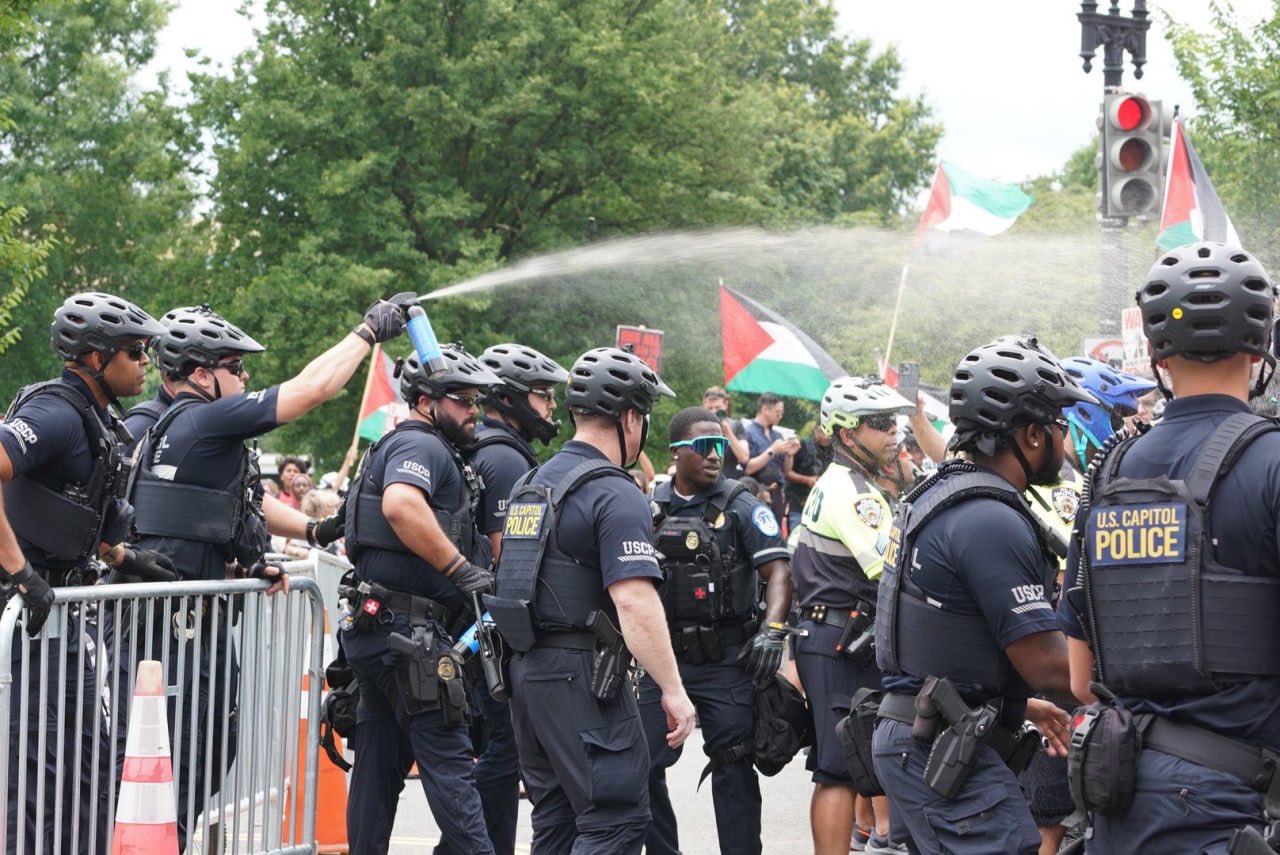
470;428;538;469
124;396;168;432
652;480;756;626
876;461;1058;694
490;459;631;642
1080;412;1280;695
2;381;125;567
347;421;488;567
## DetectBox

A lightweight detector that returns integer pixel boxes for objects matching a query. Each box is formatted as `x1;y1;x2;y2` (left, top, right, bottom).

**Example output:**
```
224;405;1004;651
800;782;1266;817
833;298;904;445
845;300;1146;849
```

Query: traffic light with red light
1098;92;1165;219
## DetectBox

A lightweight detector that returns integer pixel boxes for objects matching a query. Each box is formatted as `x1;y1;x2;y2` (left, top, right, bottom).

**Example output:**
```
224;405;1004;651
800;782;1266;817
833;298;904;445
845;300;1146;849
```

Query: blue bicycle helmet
1060;356;1156;468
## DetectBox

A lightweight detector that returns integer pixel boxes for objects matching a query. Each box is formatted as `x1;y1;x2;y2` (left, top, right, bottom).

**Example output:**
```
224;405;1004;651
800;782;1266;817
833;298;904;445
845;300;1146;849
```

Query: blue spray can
405;304;448;378
451;612;495;659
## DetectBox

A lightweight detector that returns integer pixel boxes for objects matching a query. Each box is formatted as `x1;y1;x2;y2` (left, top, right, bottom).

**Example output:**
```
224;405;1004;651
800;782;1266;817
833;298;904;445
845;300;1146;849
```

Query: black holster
675;625;724;665
837;688;884;797
1066;686;1141;817
389;626;470;726
587;610;628;702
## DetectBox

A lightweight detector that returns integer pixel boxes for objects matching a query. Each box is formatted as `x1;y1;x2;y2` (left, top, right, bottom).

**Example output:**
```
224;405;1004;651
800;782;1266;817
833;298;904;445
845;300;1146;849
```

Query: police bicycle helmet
154;305;265;378
398;343;500;404
565;347;674;420
820;376;915;435
51;292;166;361
480;343;569;444
1060;356;1155;468
1136;241;1276;397
950;335;1097;455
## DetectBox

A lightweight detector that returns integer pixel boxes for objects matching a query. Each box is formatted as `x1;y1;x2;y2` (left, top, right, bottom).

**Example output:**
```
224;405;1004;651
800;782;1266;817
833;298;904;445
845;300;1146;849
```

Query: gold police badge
437;655;458;682
685;531;700;551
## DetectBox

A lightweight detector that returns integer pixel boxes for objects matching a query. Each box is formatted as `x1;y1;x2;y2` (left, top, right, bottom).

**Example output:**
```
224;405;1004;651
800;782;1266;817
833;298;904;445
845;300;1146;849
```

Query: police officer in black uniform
341;344;500;855
486;346;696;854
434;343;568;855
871;336;1085;854
131;299;402;848
0;292;169;853
638;405;792;855
1060;243;1280;852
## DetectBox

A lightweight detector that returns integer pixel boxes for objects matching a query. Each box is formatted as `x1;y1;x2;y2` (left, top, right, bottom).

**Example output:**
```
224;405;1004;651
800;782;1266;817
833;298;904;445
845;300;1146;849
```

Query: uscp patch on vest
1088;502;1187;566
503;502;546;539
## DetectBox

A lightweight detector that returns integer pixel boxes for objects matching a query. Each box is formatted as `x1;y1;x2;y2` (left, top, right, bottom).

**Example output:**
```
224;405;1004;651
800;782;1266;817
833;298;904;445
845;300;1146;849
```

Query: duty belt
878;691;1023;765
1142;715;1280;798
802;604;855;628
368;586;452;627
530;630;595;652
669;618;758;651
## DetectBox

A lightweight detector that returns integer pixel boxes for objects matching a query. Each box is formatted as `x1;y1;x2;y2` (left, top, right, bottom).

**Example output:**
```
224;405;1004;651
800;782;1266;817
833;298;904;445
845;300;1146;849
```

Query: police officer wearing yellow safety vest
638;405;792;855
871;336;1089;854
791;375;915;855
486;346;695;854
1060;243;1280;852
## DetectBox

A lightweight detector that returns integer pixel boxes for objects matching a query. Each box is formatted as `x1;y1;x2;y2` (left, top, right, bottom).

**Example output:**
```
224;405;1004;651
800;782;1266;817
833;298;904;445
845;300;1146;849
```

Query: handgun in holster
914;675;999;799
834;602;875;664
587;610;629;702
388;625;438;715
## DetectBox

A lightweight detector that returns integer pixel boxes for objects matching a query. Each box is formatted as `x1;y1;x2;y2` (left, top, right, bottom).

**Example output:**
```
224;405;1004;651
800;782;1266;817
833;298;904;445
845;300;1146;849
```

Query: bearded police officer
486;346;695;854
637;405;792;855
131;299;404;848
341;344;499;855
0;292;169;853
791;376;913;855
436;343;568;855
1060;243;1280;852
871;336;1087;854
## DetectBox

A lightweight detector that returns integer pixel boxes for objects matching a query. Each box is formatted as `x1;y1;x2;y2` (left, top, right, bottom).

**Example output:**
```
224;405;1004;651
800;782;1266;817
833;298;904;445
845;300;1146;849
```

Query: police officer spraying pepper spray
0;292;169;854
636;405;793;855
870;337;1088;854
434;343;568;855
790;376;914;855
1060;243;1280;853
129;297;405;849
485;346;696;854
341;343;499;854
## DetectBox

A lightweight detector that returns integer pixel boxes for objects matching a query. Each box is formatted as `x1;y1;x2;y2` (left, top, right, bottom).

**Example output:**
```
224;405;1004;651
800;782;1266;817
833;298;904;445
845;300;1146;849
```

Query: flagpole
340;342;381;484
882;263;910;372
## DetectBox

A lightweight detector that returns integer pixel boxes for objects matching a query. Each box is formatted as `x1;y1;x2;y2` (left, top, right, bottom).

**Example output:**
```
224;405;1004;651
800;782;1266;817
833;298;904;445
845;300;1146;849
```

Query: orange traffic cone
111;660;179;855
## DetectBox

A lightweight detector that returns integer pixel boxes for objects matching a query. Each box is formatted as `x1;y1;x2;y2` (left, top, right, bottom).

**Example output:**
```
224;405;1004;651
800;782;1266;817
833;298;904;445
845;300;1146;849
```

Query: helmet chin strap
1008;436;1040;488
80;350;125;414
834;428;881;479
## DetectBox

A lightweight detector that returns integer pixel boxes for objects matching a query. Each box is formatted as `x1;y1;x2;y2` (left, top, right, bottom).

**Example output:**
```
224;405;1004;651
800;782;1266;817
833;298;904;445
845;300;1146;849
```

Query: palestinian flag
1157;119;1240;251
915;162;1032;246
720;285;844;401
356;345;409;441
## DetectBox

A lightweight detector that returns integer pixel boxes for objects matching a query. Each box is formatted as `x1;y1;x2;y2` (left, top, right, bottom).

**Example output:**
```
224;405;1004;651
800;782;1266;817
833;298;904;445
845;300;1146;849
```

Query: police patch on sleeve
751;504;780;537
855;498;884;529
1052;487;1080;524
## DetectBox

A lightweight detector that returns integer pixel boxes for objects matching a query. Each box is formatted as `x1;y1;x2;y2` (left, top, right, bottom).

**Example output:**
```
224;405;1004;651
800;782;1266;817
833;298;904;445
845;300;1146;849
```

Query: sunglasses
858;413;898;432
120;341;152;362
444;392;483;409
670;435;729;458
528;388;555;402
214;359;246;378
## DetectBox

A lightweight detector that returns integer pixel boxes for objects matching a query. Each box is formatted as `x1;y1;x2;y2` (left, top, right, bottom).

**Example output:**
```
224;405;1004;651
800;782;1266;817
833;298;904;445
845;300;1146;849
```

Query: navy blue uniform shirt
134;387;280;580
530;440;662;590
469;419;537;536
883;472;1058;702
1059;394;1280;749
0;370;131;567
656;478;789;570
122;386;175;447
351;422;471;610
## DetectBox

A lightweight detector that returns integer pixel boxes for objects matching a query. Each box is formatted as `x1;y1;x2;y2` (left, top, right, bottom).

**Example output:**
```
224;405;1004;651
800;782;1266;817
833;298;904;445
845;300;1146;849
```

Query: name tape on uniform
1088;502;1187;566
503;502;546;539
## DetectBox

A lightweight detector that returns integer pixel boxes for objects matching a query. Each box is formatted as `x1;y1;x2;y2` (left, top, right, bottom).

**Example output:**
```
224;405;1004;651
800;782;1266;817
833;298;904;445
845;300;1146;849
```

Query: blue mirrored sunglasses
670;435;728;458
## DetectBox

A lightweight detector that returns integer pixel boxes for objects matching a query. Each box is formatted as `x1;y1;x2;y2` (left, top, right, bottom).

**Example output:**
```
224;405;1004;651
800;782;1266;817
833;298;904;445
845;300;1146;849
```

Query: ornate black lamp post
1078;0;1151;90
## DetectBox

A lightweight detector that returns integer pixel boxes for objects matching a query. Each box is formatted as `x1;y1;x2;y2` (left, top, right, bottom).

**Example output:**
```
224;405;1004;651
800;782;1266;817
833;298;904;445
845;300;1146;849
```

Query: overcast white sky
149;0;1272;184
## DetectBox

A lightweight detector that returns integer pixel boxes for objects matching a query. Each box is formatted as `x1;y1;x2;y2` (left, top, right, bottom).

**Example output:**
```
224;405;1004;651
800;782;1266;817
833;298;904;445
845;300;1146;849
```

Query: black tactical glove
11;563;54;637
739;624;787;685
450;560;494;596
361;291;417;343
309;514;344;548
119;548;178;583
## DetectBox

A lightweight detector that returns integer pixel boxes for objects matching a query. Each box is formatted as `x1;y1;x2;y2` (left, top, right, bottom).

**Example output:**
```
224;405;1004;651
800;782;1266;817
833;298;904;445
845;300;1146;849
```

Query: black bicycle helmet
480;343;569;444
950;335;1097;452
398;343;500;403
154;305;265;378
1136;242;1275;363
565;347;674;420
51;292;166;360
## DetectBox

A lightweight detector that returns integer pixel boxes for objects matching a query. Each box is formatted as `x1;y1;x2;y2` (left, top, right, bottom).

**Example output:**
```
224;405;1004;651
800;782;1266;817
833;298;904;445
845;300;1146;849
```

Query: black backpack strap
471;430;539;468
706;478;750;524
124;397;169;425
1186;412;1280;507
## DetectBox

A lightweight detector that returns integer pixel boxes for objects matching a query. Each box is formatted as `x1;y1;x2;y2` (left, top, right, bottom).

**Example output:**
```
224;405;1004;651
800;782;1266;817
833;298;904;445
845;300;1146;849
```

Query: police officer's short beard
433;404;474;449
1029;446;1062;487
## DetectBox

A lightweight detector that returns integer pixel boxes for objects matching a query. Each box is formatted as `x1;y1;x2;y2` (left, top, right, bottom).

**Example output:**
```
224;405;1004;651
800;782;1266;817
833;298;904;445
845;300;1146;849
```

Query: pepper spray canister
405;304;448;378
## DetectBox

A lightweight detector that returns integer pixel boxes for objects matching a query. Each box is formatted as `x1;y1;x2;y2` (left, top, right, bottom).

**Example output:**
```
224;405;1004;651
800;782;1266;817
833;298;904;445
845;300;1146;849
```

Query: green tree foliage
1166;3;1280;265
0;0;198;401
190;0;940;465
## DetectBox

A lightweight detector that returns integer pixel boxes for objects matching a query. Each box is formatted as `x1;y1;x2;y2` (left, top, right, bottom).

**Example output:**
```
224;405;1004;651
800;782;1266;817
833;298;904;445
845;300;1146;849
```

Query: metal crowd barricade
0;571;326;855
